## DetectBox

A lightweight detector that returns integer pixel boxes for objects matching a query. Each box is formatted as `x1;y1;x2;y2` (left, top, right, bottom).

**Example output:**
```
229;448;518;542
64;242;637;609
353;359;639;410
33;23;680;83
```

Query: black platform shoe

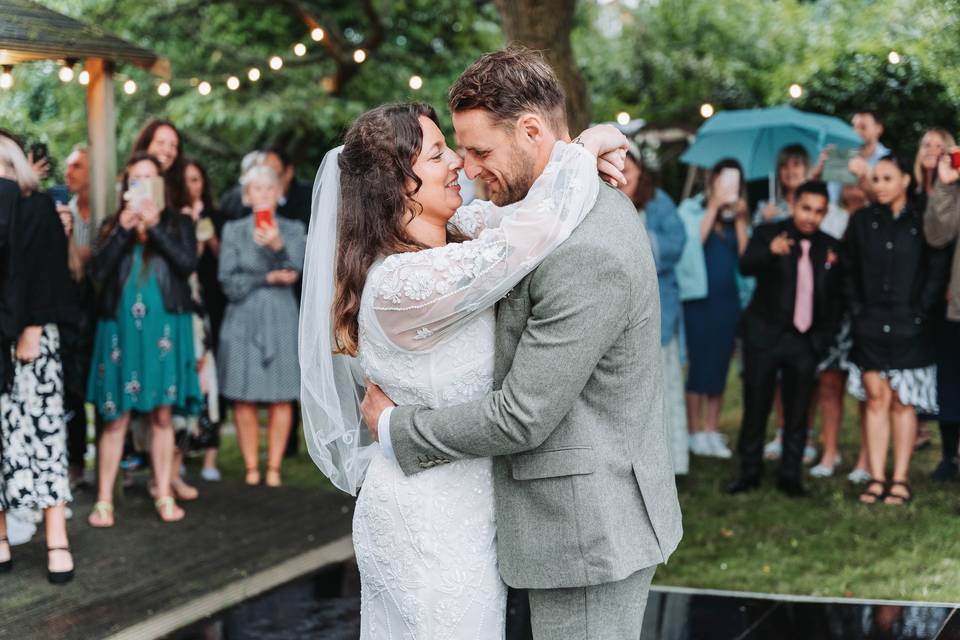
0;536;11;573
47;546;74;584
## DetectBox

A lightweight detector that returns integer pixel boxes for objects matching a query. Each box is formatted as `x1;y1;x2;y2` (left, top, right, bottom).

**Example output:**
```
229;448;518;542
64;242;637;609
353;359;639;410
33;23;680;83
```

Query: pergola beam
85;58;116;228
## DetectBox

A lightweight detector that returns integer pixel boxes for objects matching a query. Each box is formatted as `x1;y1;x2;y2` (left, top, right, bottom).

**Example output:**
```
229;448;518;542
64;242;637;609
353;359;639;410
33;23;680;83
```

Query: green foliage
798;52;960;158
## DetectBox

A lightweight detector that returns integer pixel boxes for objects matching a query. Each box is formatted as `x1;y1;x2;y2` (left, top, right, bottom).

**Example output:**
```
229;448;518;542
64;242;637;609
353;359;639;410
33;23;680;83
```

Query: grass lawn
205;369;960;603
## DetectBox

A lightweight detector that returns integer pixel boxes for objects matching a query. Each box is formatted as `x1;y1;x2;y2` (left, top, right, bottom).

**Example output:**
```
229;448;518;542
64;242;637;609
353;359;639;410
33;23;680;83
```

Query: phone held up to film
254;209;274;230
125;177;166;213
950;150;960;170
716;167;740;222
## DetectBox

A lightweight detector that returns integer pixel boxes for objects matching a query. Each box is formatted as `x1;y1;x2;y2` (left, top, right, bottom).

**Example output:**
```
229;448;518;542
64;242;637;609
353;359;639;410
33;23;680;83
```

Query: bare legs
0;507;73;572
266;403;293;487
234;401;261;485
816;370;847;467
686;392;723;435
234;401;293;487
860;373;916;504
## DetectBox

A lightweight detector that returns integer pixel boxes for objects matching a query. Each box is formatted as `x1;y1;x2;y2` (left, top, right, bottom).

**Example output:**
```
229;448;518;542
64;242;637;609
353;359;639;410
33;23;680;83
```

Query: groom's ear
516;113;550;144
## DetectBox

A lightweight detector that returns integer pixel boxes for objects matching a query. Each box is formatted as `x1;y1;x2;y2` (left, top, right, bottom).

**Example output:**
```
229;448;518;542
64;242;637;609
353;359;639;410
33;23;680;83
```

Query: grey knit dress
217;215;306;402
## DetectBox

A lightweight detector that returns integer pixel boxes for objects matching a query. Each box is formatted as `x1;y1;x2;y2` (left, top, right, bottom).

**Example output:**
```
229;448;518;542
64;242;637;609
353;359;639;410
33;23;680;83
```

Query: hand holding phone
715;168;740;206
254;209;274;230
938;149;960;186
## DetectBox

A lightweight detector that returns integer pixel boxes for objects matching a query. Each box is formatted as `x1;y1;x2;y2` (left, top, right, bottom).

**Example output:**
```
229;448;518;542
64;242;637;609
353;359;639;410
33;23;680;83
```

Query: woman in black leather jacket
844;153;950;506
86;153;201;526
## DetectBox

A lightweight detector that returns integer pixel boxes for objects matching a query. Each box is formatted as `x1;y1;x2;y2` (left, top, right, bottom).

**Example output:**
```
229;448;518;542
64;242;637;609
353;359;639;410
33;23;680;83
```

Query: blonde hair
239;164;280;206
0;135;40;195
914;128;956;192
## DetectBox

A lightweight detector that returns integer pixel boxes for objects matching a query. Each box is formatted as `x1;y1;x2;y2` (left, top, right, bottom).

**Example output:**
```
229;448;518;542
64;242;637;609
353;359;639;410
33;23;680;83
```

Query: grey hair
239;150;266;181
0;134;40;195
240;164;280;206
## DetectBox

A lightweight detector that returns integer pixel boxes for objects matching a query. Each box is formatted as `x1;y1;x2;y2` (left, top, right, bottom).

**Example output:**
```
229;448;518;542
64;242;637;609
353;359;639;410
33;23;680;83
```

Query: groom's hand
361;382;397;441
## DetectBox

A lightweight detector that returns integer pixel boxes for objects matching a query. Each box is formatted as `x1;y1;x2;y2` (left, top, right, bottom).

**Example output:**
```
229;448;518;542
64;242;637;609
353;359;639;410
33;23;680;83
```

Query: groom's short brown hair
448;46;567;135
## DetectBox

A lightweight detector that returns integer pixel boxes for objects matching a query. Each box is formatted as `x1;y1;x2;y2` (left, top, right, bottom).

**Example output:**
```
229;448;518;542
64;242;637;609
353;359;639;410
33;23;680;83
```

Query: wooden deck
0;480;355;640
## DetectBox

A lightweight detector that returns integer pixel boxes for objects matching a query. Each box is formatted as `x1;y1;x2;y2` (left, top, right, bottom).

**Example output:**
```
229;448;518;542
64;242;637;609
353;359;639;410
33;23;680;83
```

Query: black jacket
89;209;198;319
739;219;844;356
844;202;950;342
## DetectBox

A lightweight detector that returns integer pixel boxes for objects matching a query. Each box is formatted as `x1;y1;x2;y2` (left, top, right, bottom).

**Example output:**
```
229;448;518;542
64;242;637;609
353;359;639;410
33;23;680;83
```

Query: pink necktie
794;239;813;333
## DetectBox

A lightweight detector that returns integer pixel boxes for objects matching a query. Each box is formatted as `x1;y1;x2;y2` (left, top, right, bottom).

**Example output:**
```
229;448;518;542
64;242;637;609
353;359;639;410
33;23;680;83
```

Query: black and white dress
0;324;72;511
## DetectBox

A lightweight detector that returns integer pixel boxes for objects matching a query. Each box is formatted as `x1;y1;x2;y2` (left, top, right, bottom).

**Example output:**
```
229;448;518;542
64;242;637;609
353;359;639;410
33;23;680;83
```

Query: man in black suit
726;181;844;497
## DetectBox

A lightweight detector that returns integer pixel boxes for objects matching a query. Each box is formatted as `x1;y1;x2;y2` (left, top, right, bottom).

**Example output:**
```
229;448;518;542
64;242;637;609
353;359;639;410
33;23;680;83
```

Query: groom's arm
382;242;633;477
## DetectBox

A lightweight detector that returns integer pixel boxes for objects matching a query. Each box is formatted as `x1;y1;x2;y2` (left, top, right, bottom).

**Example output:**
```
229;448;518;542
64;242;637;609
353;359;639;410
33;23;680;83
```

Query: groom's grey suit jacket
389;181;683;590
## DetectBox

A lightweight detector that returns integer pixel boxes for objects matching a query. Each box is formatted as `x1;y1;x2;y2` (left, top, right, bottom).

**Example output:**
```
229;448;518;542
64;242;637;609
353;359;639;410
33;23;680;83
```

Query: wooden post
85;58;116;229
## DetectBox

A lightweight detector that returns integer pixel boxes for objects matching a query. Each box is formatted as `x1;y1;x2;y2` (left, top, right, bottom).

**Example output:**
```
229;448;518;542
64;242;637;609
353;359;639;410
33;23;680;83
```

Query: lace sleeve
447;199;515;239
371;141;599;351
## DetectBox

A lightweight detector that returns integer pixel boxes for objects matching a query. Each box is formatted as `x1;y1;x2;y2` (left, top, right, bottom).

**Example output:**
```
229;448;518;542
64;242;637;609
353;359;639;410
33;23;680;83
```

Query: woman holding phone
87;153;201;526
676;159;749;459
217;165;305;487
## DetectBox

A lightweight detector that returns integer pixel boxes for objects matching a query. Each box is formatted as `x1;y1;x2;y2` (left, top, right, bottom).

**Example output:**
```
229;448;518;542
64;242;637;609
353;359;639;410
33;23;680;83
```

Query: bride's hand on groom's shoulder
574;124;628;186
360;382;397;441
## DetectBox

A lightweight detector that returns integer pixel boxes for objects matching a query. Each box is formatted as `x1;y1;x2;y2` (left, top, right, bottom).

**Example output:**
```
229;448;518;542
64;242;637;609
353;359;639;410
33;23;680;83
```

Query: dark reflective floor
168;564;960;640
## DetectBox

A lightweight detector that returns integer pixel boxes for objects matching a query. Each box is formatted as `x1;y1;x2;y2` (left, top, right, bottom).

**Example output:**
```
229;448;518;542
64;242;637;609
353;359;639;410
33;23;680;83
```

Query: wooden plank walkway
0;481;355;640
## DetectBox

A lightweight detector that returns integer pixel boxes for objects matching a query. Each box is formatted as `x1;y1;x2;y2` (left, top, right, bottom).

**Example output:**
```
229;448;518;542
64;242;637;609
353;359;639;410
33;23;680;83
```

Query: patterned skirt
847;363;939;415
0;324;72;511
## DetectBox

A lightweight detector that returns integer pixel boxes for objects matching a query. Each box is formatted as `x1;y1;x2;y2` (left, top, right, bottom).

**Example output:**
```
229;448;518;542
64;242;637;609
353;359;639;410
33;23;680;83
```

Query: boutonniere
825;249;838;269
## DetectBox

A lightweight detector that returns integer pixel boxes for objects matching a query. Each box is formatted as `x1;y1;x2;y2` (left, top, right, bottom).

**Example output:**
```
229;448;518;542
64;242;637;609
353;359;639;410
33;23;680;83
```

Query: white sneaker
810;453;841;478
689;432;712;456
201;467;222;482
706;432;733;459
803;442;818;464
764;433;783;460
847;467;872;484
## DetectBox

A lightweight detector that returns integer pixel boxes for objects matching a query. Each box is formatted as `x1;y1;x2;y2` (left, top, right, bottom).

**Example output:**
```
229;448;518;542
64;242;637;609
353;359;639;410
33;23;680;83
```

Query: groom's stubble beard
491;145;536;206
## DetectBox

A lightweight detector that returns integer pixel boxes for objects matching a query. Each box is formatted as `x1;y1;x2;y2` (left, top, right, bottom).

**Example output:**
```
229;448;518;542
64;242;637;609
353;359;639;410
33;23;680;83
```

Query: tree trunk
494;0;591;133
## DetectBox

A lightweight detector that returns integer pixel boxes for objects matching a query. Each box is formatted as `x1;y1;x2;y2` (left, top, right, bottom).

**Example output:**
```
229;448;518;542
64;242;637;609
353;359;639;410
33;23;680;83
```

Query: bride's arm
371;137;618;351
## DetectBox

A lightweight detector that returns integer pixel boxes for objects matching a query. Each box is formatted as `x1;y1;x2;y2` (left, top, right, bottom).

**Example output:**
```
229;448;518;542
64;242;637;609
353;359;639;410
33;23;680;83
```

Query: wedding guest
753;145;810;225
87;153;201;526
262;145;312;231
911;130;955;451
845;154;950;505
218;150;264;221
0;132;75;583
810;185;868;479
843;111;891;202
52;145;98;487
217;165;305;487
184;158;227;481
619;143;688;474
726;181;843;497
923;144;960;482
676;159;749;459
130;119;190;212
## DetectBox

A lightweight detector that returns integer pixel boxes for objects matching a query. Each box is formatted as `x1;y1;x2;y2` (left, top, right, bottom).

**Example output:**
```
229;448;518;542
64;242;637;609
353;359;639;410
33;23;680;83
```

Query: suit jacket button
883;324;891;333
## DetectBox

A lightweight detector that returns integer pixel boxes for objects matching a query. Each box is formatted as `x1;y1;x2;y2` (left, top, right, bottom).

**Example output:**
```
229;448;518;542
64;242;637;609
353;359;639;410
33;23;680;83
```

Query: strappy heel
858;479;886;505
884;480;913;506
88;501;115;528
47;546;74;584
265;466;282;488
0;535;11;573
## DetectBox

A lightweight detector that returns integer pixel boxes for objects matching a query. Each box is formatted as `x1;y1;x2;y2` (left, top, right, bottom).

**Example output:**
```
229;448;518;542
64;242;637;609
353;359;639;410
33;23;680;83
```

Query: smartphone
951;150;960;170
716;168;740;205
29;142;48;164
254;209;274;230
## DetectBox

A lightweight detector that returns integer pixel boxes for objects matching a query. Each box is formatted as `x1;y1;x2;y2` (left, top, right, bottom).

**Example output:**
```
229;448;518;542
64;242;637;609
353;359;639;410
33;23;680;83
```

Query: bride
300;102;626;638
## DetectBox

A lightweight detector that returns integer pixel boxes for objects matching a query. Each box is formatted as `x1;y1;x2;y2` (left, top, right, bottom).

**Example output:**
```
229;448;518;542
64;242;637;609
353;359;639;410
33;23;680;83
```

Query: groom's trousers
526;566;656;640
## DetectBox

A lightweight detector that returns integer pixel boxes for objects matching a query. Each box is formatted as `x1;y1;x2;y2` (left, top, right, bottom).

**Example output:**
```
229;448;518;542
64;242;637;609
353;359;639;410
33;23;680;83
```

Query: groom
361;47;683;639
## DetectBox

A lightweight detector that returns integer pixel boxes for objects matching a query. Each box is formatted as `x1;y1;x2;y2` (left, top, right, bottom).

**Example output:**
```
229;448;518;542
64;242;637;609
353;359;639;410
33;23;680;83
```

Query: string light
157;81;171;96
293;43;307;57
226;76;240;90
311;27;325;41
248;67;261;82
700;103;715;118
888;50;901;64
408;75;423;90
123;79;137;95
616;111;630;126
269;56;283;71
198;81;212;96
58;64;74;83
77;70;90;85
353;49;367;64
788;83;803;99
0;67;13;90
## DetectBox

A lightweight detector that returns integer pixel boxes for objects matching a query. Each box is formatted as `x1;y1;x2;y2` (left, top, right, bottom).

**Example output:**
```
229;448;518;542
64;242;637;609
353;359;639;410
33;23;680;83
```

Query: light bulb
311;28;325;42
700;103;715;118
293;43;307;57
123;79;137;95
408;75;423;90
248;68;261;82
58;65;74;82
616;111;630;126
227;76;240;90
157;82;171;97
788;83;803;99
198;81;211;96
269;56;283;70
353;49;366;64
77;70;90;85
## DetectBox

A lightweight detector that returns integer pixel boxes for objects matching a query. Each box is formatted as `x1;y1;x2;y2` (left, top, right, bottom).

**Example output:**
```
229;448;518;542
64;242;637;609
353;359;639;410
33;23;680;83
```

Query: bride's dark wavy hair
333;102;469;356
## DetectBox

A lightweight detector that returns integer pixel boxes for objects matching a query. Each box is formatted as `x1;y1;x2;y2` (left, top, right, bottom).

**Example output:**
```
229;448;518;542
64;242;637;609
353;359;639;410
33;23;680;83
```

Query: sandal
88;501;115;528
858;479;886;505
265;466;282;488
171;478;199;501
884;480;913;506
154;496;185;523
245;467;261;486
0;535;11;573
47;546;74;584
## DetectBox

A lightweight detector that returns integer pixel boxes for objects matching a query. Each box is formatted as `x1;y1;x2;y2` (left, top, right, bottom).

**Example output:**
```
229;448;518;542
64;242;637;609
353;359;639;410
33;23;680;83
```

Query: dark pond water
168;563;960;640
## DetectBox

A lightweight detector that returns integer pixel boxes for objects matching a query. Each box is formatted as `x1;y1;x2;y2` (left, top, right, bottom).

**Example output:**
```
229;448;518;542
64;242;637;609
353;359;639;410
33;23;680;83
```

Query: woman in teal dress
86;154;200;526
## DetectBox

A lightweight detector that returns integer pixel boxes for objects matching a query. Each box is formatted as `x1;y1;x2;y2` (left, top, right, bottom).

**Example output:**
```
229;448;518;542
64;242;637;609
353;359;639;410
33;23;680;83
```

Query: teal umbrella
680;105;863;180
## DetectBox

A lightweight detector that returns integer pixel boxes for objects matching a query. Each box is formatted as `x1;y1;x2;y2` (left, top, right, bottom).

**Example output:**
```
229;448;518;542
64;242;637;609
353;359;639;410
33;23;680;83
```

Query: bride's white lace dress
352;141;599;639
